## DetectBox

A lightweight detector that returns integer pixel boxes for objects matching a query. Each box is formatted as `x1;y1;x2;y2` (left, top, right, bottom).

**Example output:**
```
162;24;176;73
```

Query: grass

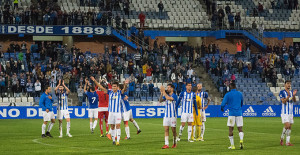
0;117;299;155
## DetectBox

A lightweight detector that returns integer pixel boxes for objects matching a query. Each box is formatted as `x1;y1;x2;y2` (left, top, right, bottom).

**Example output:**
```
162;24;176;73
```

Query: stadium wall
1;105;299;119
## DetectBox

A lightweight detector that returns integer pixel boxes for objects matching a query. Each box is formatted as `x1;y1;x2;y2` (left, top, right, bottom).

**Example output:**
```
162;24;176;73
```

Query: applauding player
279;80;297;146
160;84;178;149
84;78;99;134
55;80;72;138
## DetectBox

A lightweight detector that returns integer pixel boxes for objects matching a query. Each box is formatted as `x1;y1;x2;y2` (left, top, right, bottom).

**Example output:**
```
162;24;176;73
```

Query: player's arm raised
91;76;107;93
280;91;290;104
84;78;89;93
121;79;129;94
54;79;61;93
159;86;166;103
62;80;71;94
161;86;174;101
292;89;297;102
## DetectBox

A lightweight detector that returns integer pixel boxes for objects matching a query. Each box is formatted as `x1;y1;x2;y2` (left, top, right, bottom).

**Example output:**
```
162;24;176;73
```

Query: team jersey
197;91;208;109
85;91;99;109
176;91;198;114
96;90;109;108
121;92;131;113
163;93;178;118
279;90;294;115
57;92;68;111
195;96;202;109
221;89;243;116
108;90;122;113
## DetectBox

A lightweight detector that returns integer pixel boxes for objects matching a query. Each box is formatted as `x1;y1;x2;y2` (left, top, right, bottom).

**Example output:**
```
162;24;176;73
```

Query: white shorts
201;110;206;122
42;111;55;122
108;112;122;125
181;113;194;123
57;110;70;120
281;114;294;124
227;116;243;127
122;110;133;121
88;109;99;118
163;117;177;127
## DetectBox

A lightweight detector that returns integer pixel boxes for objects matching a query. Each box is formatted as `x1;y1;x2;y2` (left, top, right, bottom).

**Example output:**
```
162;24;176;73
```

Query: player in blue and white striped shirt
176;82;198;142
55;80;72;138
279;80;297;146
119;84;141;140
92;77;128;146
159;84;178;149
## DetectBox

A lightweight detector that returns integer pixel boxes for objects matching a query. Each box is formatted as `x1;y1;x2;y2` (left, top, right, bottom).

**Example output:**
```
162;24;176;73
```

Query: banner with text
0;25;111;35
0;105;300;119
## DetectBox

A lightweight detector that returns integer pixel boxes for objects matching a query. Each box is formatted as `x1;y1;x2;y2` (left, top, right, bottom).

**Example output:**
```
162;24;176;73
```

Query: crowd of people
203;39;300;95
0;40;201;105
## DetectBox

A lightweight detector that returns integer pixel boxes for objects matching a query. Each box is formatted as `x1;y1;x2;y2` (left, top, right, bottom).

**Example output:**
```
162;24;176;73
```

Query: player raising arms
221;83;244;150
84;78;99;134
39;85;55;138
95;80;110;137
279;80;297;146
159;84;178;149
176;82;198;142
55;80;72;138
119;84;141;140
196;83;210;141
92;77;128;146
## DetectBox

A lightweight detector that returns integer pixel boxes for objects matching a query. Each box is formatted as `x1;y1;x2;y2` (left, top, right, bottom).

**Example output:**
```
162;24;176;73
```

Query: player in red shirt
96;81;111;137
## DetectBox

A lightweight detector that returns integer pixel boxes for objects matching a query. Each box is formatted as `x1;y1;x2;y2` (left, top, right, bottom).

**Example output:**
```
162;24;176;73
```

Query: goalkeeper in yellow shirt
191;90;202;141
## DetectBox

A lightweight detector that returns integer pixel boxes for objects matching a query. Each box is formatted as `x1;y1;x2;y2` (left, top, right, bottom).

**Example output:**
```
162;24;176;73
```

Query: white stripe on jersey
109;90;121;113
58;93;68;110
181;92;194;114
281;90;294;115
164;98;176;118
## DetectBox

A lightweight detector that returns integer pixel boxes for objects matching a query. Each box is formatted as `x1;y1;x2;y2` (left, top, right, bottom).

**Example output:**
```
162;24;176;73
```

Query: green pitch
0;117;299;155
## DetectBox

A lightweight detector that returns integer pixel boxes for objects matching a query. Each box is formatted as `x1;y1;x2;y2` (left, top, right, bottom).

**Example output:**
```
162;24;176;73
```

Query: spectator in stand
296;52;300;66
130;24;137;42
236;41;242;57
158;1;164;19
148;80;154;99
135;81;141;99
146;66;153;82
77;85;84;106
138;11;146;28
252;21;257;30
258;3;264;13
142;80;148;98
34;79;41;97
234;12;241;30
129;80;135;97
115;13;121;30
217;7;225;29
26;79;34;97
225;3;231;14
121;18;128;36
228;12;234;30
123;0;130;17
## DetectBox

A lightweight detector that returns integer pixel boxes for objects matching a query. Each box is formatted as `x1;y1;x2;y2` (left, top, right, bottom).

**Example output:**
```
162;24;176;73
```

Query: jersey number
92;97;96;103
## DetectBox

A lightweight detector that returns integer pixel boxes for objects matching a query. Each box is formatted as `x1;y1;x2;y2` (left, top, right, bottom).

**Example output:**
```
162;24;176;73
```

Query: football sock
99;118;103;134
59;122;62;135
132;120;140;130
281;127;287;140
191;126;195;139
165;136;169;146
188;126;192;140
117;129;121;142
125;126;130;138
93;120;97;129
229;136;234;146
197;126;201;138
67;122;70;134
42;124;46;134
90;122;93;130
47;122;54;132
111;129;116;142
201;122;205;138
286;129;291;144
239;132;244;141
179;126;184;136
